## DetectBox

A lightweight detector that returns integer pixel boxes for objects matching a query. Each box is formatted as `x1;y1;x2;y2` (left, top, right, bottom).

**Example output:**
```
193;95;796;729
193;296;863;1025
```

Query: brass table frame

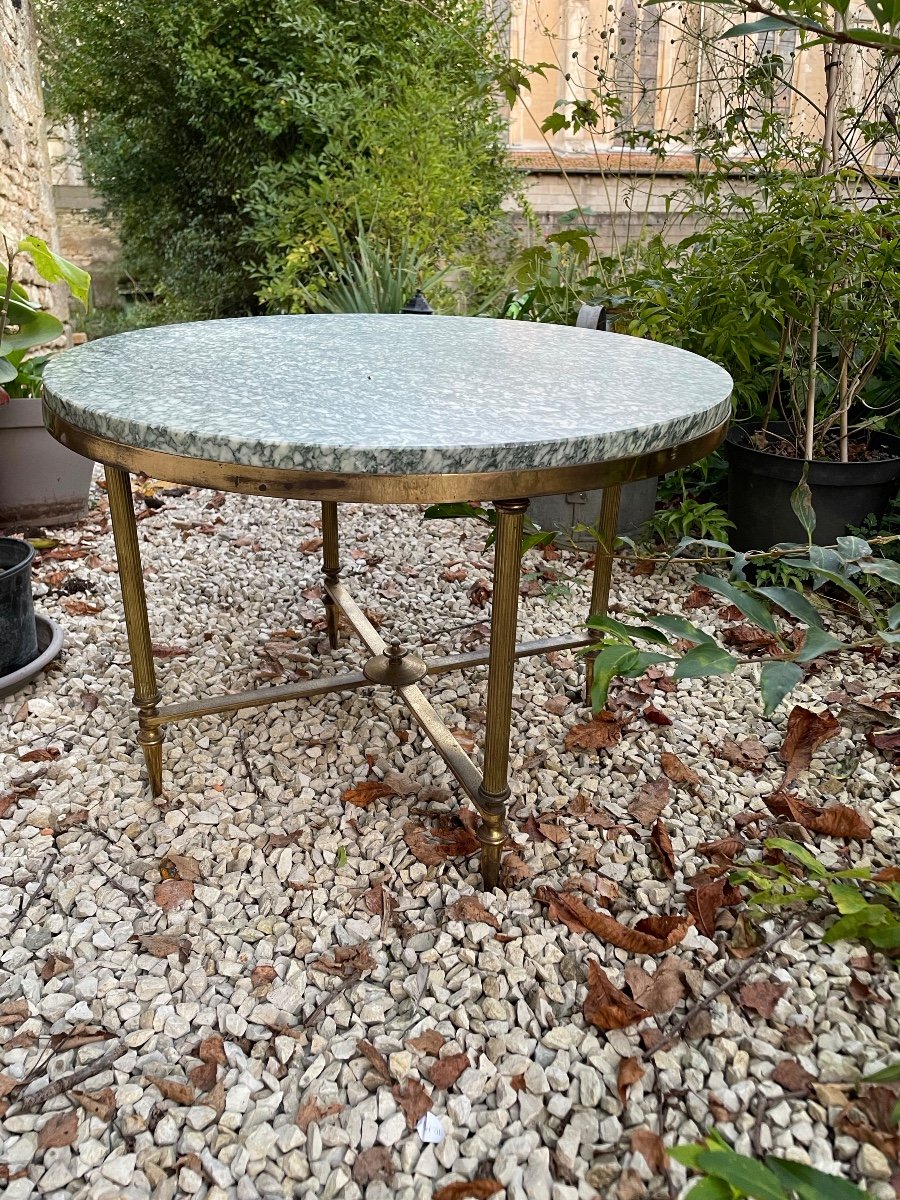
46;408;726;888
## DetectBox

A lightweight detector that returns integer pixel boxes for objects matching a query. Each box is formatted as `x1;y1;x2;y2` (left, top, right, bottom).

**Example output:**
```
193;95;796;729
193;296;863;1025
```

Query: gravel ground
1;475;898;1200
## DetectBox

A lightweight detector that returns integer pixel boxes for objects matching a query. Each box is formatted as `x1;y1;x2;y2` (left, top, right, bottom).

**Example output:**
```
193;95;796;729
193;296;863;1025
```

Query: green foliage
0;235;91;397
423;502;557;555
731;839;900;954
585;480;900;714
672;1129;875;1199
641;499;734;549
288;221;446;314
658;452;729;506
40;0;513;319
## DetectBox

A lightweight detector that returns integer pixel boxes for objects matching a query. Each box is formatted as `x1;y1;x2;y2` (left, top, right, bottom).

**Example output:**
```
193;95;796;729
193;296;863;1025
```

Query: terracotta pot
0;396;93;527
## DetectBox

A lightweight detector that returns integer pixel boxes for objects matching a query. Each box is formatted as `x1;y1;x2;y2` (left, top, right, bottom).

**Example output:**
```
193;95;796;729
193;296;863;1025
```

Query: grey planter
0;396;94;528
529;478;659;546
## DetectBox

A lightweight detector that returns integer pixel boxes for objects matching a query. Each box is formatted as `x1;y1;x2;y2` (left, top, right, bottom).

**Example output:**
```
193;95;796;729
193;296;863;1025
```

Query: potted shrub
0;233;93;528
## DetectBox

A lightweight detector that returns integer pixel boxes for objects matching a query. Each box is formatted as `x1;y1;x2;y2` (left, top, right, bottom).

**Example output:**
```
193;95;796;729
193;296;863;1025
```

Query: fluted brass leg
106;466;164;795
477;498;527;889
585;484;622;703
321;501;341;650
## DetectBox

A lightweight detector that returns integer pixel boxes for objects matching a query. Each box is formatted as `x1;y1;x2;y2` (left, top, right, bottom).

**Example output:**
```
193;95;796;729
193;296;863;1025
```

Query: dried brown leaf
450;727;476;752
159;853;201;881
631;1128;667;1174
428;1053;470;1090
197;1035;226;1065
152;1077;195;1105
352;1146;395;1186
342;780;393;809
584;961;651;1031
62;598;103;616
628;777;670;825
392;1078;432;1128
189;1060;217;1093
729;912;765;959
154;879;194;911
357;1039;393;1083
771;1059;815;1095
564;711;624;753
651;819;676;879
432;1182;503;1200
50;1024;112;1051
719;736;769;772
617;1057;645;1104
403;817;480;866
133;933;192;961
72;1087;116;1121
624;958;686;1015
643;705;673;726
312;944;375;979
449;897;500;930
740;980;789;1018
687;876;741;939
19;746;61;762
685;585;715;609
407;1030;445;1055
765;792;872;840
697;836;745;862
251;965;277;990
779;706;841;786
0;1000;29;1027
537;887;692;954
660;751;701;788
38;1111;78;1149
295;1095;343;1131
40;953;73;982
500;852;533;889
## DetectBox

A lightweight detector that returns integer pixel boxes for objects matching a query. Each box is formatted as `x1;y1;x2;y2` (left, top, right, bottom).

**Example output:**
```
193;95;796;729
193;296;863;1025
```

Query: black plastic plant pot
0;538;39;676
724;424;900;550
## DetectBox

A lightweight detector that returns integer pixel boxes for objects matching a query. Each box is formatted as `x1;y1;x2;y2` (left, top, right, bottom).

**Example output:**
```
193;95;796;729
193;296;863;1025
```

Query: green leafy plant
641;499;734;549
423;502;558;555
585;478;900;715
0;234;91;397
731;839;900;953
671;1129;876;1199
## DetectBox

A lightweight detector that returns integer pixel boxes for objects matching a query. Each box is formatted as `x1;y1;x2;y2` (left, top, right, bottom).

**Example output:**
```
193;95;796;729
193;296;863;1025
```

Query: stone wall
0;0;61;314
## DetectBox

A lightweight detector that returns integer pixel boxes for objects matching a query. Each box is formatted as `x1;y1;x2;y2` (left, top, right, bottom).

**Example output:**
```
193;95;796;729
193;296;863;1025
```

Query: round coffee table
43;314;732;887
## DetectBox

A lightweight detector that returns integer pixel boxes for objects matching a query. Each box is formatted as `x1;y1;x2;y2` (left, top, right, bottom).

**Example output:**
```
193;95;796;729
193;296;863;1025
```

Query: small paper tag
416;1112;445;1143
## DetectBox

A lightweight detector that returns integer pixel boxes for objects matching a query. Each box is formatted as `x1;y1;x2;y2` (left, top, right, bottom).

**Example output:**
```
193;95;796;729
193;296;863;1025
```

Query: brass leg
477;498;528;889
585;484;622;702
105;466;164;795
321;501;341;649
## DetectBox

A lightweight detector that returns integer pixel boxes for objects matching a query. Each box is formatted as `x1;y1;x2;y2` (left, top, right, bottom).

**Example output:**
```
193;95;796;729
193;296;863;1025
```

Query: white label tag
416;1112;445;1143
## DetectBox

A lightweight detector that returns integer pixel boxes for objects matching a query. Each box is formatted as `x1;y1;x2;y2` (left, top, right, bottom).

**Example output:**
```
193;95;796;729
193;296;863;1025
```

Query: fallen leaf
51;1024;111;1051
450;728;476;752
295;1095;343;1131
392;1079;432;1128
300;536;324;553
19;746;61;762
660;751;701;788
651;819;676;878
867;727;900;756
152;1077;195;1105
133;933;192;961
617;1057;645;1103
772;1059;815;1094
584;961;651;1030
62;598;103;616
687;876;742;939
154;879;194;911
40;953;73;982
352;1146;395;1186
729;912;765;959
722;625;778;653
441;567;468;582
342;780;393;808
740;980;789;1018
779;706;841;786
500;853;533;888
628;777;670;825
448;897;500;930
81;691;100;712
407;1030;445;1055
251;965;277;989
537;888;692;954
38;1111;78;1149
624;959;686;1015
631;1128;667;1174
381;770;419;798
0;1000;29;1027
468;579;491;607
428;1053;470;1089
719;736;768;772
432;1182;503;1200
536;820;569;845
190;1060;217;1093
685;585;715;609
198;1036;227;1065
72;1088;116;1121
151;644;191;658
159;852;201;881
643;705;673;726
403;817;480;866
312;945;376;978
564;711;623;753
357;1039;393;1083
837;1088;900;1160
765;792;872;839
697;836;745;862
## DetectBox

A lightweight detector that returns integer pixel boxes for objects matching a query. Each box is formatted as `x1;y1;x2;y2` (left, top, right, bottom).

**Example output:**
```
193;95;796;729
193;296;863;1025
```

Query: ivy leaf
673;643;737;681
759;661;804;715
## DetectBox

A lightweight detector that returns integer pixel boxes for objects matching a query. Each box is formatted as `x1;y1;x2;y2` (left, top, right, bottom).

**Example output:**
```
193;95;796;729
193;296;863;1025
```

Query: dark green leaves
759;661;803;715
673;643;737;680
790;467;816;546
695;574;780;635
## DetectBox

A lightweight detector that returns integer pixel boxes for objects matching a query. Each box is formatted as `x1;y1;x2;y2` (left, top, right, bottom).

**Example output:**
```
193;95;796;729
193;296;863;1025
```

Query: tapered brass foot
476;789;507;890
321;501;341;649
139;724;165;796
